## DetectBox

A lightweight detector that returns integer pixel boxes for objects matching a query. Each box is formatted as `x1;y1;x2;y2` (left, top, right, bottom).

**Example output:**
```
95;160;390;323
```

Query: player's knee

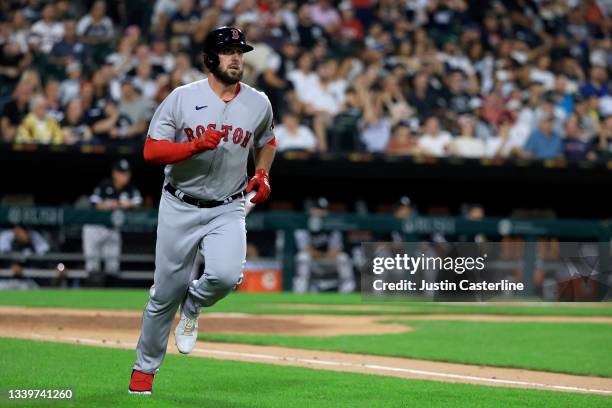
196;272;241;307
215;271;243;290
207;264;243;290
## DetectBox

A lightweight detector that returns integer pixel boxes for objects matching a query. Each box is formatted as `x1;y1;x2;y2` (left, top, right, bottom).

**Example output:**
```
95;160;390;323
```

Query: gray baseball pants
82;225;121;275
133;188;246;373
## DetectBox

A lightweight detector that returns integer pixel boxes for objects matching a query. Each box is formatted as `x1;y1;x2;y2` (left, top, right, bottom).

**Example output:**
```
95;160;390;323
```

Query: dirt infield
0;306;611;396
0;306;410;336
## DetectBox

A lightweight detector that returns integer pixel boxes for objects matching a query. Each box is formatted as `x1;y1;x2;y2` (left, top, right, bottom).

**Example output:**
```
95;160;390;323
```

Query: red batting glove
190;128;223;154
245;168;271;204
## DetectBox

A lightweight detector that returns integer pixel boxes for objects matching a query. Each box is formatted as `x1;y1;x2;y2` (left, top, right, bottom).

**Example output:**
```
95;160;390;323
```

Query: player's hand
245;168;270;204
190;128;223;153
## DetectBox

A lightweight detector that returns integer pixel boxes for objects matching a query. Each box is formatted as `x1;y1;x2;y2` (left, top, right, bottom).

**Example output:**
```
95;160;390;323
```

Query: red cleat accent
128;369;154;395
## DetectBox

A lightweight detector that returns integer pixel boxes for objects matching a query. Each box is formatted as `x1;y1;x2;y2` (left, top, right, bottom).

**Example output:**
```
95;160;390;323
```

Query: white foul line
190;348;612;396
27;334;612;396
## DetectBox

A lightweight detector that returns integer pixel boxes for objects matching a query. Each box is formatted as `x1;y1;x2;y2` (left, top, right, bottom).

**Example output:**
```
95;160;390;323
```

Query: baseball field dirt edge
2;338;611;408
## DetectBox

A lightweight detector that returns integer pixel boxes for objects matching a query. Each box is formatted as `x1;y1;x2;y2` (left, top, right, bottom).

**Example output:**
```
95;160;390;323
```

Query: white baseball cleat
175;312;198;354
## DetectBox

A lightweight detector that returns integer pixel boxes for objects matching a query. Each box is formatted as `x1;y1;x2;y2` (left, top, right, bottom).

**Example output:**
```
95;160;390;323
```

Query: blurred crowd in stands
0;0;610;161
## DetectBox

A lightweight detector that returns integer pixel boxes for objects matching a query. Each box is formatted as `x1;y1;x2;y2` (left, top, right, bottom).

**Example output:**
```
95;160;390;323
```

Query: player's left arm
246;98;276;204
253;139;276;173
246;138;276;204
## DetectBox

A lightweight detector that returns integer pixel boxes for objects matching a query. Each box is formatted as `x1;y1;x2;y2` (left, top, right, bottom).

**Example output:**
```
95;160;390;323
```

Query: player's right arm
143;133;223;165
143;89;223;165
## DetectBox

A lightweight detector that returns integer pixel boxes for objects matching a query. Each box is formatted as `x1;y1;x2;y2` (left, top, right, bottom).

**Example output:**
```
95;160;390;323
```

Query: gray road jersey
147;78;274;200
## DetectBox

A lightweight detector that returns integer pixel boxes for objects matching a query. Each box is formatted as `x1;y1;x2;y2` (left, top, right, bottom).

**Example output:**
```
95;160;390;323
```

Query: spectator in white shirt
172;51;205;85
529;55;555;91
303;59;347;115
29;3;64;54
59;62;82;105
275;111;317;152
449;116;486;158
132;62;158;101
8;10;30;54
149;37;175;74
485;115;527;158
302;58;347;151
417;116;453;157
151;0;180;31
287;52;318;103
105;37;137;78
235;0;261;25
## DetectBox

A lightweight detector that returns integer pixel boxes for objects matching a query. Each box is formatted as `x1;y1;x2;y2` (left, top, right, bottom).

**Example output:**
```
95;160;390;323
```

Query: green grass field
0;338;610;408
200;320;612;377
1;289;611;316
1;290;611;406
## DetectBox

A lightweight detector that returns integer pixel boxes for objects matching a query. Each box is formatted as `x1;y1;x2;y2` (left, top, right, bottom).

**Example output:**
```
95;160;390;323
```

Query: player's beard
213;64;243;85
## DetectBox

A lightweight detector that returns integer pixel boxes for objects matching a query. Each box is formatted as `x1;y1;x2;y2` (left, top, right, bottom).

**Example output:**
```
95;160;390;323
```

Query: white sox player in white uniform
129;27;276;395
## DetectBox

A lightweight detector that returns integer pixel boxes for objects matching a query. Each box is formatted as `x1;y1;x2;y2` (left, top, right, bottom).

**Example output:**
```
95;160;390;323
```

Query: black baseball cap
394;196;412;209
314;197;329;210
113;159;131;172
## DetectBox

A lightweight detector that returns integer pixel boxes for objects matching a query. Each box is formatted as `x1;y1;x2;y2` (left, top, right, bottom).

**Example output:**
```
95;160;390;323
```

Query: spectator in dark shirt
440;70;471;116
78;80;101;124
60;99;96;145
296;4;327;49
257;40;299;118
170;0;201;47
54;0;76;21
49;19;93;74
596;115;612;159
562;114;596;162
1;82;32;143
0;42;30;95
77;0;114;63
91;99;133;144
481;11;504;52
91;66;112;102
43;78;63;123
407;71;439;121
426;0;464;47
580;65;609;98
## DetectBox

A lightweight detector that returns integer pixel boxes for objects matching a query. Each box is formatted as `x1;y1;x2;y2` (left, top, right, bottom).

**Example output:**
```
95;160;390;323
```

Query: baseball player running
129;26;276;395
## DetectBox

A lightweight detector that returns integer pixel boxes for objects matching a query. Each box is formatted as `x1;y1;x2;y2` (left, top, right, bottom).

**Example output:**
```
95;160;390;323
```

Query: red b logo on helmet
231;29;239;40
